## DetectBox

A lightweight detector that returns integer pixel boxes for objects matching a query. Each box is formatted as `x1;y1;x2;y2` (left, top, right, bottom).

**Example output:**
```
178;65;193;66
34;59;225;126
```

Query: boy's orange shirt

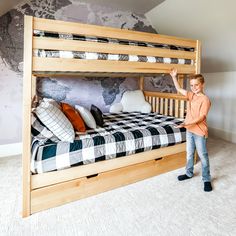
185;91;211;137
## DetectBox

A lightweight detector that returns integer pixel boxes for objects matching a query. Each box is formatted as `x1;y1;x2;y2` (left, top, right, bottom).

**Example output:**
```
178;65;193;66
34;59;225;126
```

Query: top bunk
24;15;201;77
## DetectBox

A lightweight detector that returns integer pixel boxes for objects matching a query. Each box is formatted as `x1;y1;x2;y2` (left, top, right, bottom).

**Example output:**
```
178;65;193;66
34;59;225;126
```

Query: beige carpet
0;137;236;236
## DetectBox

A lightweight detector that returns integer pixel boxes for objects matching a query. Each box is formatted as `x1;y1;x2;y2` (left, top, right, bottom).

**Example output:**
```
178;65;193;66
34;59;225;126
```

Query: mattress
31;112;186;174
33;30;194;65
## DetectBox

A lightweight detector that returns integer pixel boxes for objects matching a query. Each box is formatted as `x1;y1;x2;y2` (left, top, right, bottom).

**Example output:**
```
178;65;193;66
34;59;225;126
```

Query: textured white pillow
35;99;75;142
109;103;123;113
75;105;96;129
121;90;151;113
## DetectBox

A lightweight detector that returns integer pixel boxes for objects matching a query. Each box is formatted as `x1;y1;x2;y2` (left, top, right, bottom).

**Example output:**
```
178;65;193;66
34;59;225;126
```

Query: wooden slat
33;17;197;48
180;100;185;118
143;91;187;101
156;97;160;113
148;96;152;104
175;99;179;117
34;72;147;78
152;97;156;112
169;99;173;116
151;97;155;112
32;57;196;74
160;98;164;114
22;15;33;218
164;98;168;116
33;37;196;60
31;151;186;214
149;96;153;111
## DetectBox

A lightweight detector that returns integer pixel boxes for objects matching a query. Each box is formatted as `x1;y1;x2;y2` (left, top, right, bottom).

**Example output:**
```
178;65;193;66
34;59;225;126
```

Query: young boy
170;68;212;192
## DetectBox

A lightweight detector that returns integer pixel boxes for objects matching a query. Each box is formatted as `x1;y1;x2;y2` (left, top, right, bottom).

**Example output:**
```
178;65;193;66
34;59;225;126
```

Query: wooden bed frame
22;15;201;217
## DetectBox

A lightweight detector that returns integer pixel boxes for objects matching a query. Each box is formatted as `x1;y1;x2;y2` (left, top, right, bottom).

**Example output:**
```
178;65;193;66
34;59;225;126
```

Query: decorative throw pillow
90;104;104;127
61;103;86;132
109;103;123;113
31;113;59;143
75;105;96;129
121;90;151;113
35;99;75;142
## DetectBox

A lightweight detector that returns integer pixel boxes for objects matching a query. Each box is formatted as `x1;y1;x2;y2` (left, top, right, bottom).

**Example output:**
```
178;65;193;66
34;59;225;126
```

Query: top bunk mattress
31;112;186;174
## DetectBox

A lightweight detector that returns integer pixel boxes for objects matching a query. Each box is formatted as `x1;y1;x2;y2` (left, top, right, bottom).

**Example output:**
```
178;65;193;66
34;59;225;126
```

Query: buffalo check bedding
31;112;186;174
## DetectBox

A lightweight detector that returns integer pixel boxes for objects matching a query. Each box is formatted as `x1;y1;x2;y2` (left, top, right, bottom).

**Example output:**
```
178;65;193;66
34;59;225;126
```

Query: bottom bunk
29;111;187;214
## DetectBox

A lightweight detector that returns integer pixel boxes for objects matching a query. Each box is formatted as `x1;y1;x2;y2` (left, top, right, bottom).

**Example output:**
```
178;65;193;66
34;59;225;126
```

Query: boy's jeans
186;131;211;182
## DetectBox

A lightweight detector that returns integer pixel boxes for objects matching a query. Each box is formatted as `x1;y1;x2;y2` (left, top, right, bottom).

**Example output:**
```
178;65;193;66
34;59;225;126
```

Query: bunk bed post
22;15;33;217
196;40;201;74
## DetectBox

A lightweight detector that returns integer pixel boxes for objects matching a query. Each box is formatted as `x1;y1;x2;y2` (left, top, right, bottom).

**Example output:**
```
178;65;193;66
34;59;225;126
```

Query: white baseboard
0;142;22;158
209;127;236;143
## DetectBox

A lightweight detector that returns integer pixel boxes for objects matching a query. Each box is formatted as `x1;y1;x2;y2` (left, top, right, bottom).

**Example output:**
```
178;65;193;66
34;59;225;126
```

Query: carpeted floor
0;137;236;236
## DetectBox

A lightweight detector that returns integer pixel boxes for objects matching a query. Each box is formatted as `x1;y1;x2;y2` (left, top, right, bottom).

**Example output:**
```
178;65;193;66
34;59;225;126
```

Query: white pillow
109;103;123;113
75;105;96;129
121;90;151;113
35;99;75;142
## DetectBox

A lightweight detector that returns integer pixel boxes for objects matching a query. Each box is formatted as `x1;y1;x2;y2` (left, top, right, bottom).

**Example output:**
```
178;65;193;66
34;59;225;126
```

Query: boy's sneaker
177;174;192;181
204;182;212;192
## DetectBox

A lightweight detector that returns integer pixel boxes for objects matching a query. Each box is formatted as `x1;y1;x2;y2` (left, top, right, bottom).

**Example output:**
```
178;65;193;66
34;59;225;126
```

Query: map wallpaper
0;0;175;144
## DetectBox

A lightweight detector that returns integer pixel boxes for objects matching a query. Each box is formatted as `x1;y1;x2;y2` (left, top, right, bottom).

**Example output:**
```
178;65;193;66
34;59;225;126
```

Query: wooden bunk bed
22;15;201;217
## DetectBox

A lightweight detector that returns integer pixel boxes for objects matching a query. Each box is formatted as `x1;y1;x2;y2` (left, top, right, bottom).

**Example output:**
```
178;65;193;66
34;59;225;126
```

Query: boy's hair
190;74;205;84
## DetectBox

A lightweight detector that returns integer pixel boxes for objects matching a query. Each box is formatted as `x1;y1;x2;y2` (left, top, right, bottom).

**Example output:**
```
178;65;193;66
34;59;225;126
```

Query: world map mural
0;0;175;144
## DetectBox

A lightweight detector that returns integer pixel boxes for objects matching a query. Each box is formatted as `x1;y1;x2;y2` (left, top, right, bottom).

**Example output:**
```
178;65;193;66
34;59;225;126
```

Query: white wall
145;0;236;73
204;72;236;143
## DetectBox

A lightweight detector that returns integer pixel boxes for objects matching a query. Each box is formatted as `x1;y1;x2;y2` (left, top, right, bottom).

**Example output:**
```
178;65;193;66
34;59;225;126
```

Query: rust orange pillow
61;103;86;132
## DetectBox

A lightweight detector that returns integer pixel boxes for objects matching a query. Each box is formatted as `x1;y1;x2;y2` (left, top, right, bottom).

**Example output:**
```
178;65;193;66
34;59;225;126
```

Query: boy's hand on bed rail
173;122;185;128
176;123;185;128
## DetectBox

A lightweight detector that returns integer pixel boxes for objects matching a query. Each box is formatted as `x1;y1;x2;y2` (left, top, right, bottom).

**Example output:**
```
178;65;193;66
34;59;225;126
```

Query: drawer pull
86;173;98;179
155;157;163;161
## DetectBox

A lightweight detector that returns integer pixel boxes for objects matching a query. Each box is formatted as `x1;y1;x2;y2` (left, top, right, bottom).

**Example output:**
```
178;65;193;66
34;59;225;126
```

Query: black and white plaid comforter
33;30;193;65
31;112;186;174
